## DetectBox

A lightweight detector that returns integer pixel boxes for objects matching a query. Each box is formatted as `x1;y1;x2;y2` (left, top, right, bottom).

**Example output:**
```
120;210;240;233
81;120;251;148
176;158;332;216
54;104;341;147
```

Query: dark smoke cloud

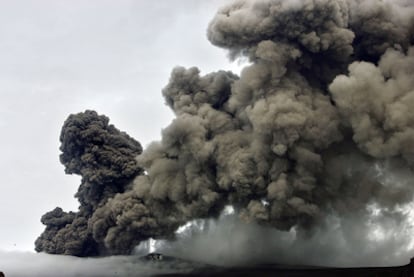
59;110;143;210
35;110;143;256
36;0;414;264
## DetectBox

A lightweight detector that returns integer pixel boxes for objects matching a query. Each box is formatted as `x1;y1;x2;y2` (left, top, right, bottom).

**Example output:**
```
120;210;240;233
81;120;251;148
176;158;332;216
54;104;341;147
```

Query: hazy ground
1;251;413;277
0;251;201;277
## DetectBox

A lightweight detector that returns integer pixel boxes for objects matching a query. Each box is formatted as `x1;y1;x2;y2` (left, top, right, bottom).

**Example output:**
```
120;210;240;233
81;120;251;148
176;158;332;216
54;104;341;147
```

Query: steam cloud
36;0;414;264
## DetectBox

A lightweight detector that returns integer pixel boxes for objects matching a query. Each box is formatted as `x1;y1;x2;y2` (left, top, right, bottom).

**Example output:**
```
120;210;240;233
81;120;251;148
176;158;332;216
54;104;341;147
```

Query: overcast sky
0;0;243;252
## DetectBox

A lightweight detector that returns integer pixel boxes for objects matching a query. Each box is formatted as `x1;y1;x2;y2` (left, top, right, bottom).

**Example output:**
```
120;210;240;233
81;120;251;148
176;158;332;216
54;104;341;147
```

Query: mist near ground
2;203;413;277
149;203;414;268
0;251;199;277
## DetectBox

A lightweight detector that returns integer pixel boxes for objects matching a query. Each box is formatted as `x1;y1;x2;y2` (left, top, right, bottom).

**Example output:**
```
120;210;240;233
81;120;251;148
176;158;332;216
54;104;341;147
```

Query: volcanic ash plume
35;110;143;256
37;0;414;263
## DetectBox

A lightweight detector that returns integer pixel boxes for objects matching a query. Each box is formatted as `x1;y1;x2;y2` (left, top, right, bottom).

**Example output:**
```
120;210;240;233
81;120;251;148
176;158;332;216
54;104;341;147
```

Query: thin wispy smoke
35;0;414;266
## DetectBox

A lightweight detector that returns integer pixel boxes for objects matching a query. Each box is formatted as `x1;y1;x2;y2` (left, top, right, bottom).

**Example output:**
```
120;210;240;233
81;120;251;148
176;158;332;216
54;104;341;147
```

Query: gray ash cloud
36;0;414;261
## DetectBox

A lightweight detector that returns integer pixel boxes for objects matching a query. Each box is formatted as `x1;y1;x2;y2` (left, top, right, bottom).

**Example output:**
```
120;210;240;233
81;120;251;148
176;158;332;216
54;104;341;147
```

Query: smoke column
36;0;414;265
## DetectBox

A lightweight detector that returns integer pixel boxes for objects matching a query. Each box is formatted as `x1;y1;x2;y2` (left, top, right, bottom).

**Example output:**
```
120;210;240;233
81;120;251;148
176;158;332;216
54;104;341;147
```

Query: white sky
0;0;242;252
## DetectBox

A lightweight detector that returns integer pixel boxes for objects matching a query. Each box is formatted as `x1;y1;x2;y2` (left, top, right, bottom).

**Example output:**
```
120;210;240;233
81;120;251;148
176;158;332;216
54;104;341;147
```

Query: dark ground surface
156;265;413;277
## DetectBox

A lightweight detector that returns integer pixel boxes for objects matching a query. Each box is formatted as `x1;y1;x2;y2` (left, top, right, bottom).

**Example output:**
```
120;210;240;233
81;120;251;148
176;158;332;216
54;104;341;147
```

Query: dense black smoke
35;110;143;256
36;0;414;263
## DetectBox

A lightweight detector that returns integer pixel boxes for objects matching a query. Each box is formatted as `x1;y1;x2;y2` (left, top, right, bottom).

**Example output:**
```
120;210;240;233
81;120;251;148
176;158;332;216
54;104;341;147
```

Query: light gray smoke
36;0;414;265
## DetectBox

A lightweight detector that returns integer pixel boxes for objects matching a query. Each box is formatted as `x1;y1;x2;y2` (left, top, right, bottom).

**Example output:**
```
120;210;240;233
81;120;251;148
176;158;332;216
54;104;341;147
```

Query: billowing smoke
36;0;414;265
35;110;143;256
